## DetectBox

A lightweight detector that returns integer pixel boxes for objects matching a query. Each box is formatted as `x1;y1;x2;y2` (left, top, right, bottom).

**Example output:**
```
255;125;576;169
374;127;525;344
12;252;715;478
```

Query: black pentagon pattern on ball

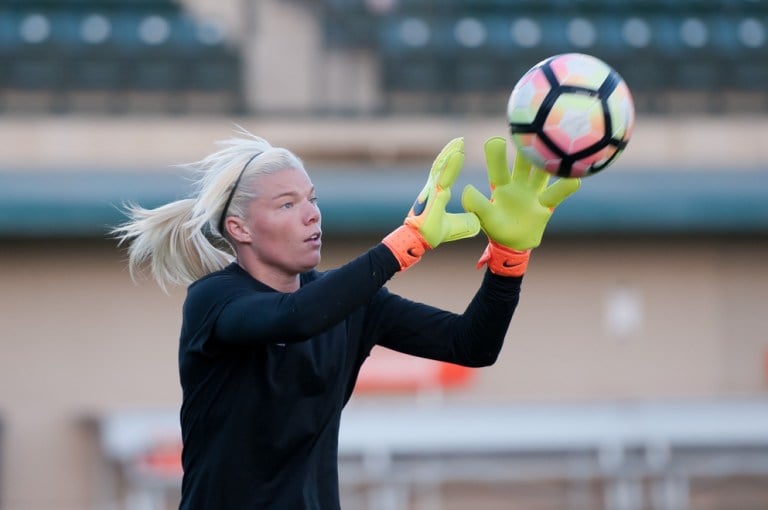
509;56;630;178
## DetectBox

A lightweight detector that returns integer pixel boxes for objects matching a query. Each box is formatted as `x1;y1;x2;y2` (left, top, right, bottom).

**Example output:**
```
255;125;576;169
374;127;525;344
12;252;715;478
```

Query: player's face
243;167;321;278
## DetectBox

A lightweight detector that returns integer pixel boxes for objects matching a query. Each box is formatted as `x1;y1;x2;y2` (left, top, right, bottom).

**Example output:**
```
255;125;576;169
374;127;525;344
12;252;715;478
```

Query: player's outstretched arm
461;136;580;276
383;137;481;270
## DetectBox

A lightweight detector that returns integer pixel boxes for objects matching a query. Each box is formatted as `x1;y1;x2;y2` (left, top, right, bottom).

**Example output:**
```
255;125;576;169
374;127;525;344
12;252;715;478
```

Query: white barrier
96;397;768;510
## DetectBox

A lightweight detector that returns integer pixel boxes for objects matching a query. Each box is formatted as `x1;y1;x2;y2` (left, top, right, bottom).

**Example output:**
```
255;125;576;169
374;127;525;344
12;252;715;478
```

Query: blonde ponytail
113;198;234;292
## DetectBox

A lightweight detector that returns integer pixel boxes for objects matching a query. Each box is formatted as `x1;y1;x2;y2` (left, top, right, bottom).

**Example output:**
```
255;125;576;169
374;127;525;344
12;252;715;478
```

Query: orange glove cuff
382;225;431;271
477;240;530;277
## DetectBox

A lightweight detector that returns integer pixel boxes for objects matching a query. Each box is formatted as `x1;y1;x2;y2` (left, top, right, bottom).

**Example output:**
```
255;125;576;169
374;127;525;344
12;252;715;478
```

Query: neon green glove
461;137;580;276
383;137;481;270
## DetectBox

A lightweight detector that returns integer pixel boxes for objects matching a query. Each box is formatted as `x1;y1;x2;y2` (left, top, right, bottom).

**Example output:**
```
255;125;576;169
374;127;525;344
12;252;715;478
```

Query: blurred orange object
354;347;475;393
135;441;183;479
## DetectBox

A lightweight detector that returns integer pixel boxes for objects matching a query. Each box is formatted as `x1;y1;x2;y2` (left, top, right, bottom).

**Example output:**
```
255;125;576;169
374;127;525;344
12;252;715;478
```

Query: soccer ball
507;53;635;178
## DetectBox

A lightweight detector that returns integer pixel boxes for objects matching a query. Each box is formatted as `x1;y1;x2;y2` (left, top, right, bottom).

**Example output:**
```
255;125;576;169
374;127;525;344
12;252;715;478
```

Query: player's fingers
461;185;493;218
511;149;533;185
443;212;481;242
529;166;551;191
437;151;466;190
432;137;464;176
540;177;581;208
483;137;511;188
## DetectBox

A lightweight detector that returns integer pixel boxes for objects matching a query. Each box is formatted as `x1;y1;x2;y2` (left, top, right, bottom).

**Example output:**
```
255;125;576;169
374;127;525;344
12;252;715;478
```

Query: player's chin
296;248;321;272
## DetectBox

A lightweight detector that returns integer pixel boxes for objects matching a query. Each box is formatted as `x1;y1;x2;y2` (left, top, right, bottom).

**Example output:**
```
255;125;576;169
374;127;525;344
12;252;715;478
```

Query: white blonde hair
112;127;305;291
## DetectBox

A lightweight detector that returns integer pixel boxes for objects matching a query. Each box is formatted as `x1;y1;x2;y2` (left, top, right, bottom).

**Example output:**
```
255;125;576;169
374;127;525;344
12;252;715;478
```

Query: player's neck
237;257;300;293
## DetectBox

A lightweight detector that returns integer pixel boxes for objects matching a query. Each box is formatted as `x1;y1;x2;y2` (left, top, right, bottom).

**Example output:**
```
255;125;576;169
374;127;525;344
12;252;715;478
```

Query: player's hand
462;136;580;251
404;137;481;247
383;138;480;270
460;137;580;276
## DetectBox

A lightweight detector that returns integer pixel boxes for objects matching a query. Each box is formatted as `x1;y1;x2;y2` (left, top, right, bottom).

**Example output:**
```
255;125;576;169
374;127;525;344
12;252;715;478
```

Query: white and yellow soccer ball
507;52;635;178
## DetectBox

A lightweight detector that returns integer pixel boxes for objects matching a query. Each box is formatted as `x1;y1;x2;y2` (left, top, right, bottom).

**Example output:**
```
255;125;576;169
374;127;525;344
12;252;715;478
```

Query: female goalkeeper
113;129;579;510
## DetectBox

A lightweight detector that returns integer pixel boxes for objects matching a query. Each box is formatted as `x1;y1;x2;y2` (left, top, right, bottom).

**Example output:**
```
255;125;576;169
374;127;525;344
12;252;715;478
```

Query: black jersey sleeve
200;243;400;345
367;271;522;367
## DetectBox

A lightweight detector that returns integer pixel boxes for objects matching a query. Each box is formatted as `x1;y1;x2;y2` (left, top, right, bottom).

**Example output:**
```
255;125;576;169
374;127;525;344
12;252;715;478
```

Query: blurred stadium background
1;0;768;509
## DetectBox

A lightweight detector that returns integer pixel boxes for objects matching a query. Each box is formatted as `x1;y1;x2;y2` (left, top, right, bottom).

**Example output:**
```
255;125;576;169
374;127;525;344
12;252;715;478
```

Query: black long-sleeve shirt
178;243;522;510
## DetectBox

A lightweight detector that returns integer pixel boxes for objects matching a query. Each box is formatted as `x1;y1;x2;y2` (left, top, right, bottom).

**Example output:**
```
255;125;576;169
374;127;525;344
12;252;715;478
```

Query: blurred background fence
1;0;768;114
320;0;768;114
0;0;243;114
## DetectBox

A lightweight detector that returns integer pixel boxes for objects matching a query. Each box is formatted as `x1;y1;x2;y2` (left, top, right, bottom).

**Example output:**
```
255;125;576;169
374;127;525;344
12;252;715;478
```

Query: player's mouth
305;231;322;246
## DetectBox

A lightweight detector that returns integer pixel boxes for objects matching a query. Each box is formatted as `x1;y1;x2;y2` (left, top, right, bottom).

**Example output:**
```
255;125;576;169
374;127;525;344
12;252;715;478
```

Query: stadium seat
0;2;243;113
674;15;724;92
722;14;768;91
0;10;64;92
0;9;22;54
48;0;177;8
382;58;446;92
105;11;240;93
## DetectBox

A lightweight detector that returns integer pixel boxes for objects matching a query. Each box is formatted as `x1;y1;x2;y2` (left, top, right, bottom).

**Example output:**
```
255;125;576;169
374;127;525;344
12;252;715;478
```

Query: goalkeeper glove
461;137;580;277
383;137;481;270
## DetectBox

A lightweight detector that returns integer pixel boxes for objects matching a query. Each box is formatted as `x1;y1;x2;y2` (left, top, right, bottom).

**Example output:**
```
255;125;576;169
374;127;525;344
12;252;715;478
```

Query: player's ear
226;216;252;244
